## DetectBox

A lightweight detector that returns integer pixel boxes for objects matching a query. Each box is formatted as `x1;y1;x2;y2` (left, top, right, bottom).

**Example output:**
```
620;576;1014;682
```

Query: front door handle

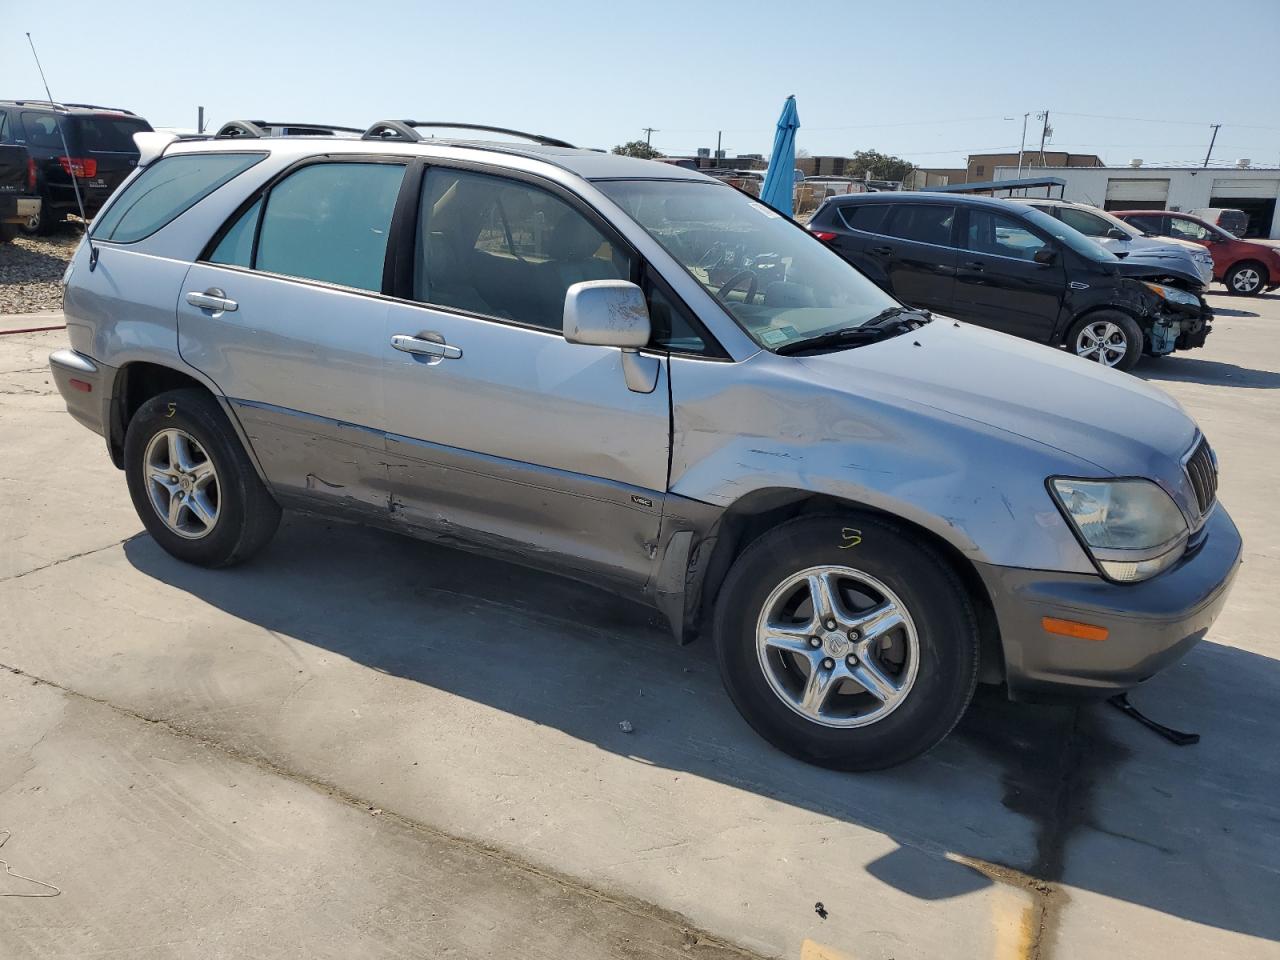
961;260;985;271
391;333;462;360
186;288;238;312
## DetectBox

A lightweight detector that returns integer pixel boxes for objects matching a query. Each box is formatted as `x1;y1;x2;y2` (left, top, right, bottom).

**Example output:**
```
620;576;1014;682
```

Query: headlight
1049;478;1189;582
1142;282;1201;308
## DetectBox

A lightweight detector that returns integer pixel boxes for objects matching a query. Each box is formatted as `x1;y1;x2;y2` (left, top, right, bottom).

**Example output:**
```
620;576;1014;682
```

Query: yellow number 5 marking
839;527;862;549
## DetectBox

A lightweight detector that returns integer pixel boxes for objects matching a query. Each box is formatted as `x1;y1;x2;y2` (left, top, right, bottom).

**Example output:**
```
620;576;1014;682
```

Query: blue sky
7;0;1279;168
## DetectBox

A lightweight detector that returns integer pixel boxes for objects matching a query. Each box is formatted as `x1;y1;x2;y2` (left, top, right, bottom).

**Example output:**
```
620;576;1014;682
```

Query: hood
797;319;1197;478
1114;257;1204;290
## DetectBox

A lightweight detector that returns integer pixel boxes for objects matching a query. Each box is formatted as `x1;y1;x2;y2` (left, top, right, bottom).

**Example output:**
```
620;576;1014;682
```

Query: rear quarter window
837;203;890;233
91;152;266;243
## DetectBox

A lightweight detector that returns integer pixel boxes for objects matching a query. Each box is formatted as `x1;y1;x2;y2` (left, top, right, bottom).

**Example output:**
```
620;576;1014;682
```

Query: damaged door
177;158;408;515
380;165;670;589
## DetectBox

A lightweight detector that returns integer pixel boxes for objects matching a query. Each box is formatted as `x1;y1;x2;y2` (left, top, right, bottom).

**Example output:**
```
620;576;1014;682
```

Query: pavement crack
0;662;765;960
0;533;145;584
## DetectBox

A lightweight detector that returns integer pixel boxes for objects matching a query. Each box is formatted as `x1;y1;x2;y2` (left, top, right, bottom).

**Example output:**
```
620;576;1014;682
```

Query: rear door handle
391;333;462;360
870;245;894;256
186;288;238;312
961;261;985;271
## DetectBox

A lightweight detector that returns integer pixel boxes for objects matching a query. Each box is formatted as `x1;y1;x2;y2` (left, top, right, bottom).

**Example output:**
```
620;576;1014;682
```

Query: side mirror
1106;227;1129;241
563;280;659;393
1033;248;1058;265
564;280;651;347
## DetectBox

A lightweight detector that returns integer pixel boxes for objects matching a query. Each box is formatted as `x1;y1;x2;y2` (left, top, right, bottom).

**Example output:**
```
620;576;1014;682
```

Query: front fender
668;354;1097;575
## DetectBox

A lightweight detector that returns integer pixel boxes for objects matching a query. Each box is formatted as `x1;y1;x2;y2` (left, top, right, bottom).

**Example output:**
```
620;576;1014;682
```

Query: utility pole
1017;112;1029;177
715;130;722;160
1203;123;1221;168
1036;110;1051;166
197;106;205;135
642;127;658;149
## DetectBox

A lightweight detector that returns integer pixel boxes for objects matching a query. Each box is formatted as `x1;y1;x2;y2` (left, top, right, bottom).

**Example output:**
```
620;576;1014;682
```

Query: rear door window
1125;214;1167;235
254;161;406;292
20;112;64;149
91;152;266;243
884;204;956;246
837;203;890;234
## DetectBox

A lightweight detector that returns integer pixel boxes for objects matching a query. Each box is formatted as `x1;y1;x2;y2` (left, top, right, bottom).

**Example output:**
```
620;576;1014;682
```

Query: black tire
0;222;16;243
1224;261;1267;297
713;513;980;771
124;388;280;567
1066;310;1144;371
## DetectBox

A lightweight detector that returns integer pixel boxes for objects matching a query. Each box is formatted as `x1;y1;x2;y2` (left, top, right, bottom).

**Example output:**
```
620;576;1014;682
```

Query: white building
992;163;1280;239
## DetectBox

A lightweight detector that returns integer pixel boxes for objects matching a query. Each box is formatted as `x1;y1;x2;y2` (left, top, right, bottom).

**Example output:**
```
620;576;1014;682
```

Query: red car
1112;209;1280;296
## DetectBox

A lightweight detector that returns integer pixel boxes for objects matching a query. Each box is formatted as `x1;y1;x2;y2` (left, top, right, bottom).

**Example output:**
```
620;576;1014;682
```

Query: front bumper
49;349;115;437
978;505;1242;701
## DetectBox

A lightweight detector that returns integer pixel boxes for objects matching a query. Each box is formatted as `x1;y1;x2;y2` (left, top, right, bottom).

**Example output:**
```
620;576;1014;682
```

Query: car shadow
1207;306;1259;318
1137;354;1280;388
123;516;1279;944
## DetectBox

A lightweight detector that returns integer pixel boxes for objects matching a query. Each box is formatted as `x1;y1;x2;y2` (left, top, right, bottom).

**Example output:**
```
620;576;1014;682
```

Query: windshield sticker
760;326;798;345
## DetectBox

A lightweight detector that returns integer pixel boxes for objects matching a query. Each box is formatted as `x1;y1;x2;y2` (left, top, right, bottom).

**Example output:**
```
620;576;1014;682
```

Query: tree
849;149;914;183
612;140;663;160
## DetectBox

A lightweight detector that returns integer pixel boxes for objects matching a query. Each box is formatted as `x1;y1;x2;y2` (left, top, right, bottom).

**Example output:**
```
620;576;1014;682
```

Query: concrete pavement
2;294;1278;959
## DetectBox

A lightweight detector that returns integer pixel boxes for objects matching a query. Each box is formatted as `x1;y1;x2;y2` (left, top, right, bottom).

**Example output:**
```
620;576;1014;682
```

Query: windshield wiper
774;307;930;356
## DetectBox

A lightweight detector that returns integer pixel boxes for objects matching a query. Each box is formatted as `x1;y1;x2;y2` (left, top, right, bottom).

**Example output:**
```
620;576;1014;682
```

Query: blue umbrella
759;95;800;216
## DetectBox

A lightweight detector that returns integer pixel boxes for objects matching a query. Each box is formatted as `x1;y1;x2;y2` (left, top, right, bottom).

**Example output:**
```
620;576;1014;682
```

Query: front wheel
1225;261;1267;296
124;388;281;567
713;514;980;770
1068;310;1143;371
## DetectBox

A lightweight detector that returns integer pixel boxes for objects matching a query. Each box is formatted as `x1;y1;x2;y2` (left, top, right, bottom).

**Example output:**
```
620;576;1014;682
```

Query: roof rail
62;102;137;115
215;120;269;139
215;120;365;139
361;120;574;149
2;99;136;115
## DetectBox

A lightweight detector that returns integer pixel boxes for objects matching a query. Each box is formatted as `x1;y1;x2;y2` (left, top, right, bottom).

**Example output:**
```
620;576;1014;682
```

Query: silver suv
50;122;1242;770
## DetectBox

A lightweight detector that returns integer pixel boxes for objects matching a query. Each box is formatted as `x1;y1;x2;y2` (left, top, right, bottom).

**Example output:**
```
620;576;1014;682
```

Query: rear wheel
124;388;280;567
1225;261;1267;296
1068;310;1143;371
713;514;980;770
18;205;59;237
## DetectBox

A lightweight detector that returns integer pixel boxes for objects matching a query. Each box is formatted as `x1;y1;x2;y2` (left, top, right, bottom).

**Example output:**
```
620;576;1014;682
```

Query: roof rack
61;102;137;115
2;99;136;115
214;120;366;139
361;120;574;149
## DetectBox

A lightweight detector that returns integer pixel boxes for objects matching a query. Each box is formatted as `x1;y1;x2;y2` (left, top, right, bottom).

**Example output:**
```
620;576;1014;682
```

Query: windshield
71;115;152;154
1017;205;1117;263
597;179;897;351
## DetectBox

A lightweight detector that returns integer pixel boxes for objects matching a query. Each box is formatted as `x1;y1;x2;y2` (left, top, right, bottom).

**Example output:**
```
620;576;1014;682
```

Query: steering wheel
718;269;759;305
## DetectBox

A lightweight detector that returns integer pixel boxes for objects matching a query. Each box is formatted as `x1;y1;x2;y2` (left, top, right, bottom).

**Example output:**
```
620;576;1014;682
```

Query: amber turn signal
1041;617;1109;642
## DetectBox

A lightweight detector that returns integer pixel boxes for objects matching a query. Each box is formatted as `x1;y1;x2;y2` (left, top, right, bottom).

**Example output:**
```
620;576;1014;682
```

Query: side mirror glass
1106;227;1129;241
563;280;651;348
1033;248;1058;265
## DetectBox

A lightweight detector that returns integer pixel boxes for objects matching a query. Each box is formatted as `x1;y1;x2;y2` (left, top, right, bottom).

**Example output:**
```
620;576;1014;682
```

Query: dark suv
0;100;152;234
809;193;1211;371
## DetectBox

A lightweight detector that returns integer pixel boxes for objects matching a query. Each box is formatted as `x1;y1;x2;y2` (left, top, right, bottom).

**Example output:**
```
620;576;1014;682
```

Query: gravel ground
0;226;79;314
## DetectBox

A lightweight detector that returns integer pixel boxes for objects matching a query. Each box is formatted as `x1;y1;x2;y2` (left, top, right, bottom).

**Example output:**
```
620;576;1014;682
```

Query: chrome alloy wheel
143;428;220;539
1075;320;1128;366
1231;266;1262;294
755;565;920;728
